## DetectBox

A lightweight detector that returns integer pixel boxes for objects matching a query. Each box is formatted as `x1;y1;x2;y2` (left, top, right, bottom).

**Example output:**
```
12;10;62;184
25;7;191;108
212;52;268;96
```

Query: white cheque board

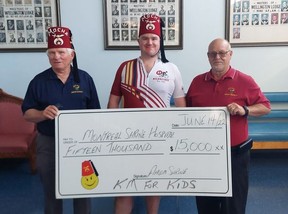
55;107;231;198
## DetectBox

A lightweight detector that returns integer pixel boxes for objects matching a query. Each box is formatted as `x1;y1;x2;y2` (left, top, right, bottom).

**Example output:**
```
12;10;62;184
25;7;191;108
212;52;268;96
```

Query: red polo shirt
186;67;270;147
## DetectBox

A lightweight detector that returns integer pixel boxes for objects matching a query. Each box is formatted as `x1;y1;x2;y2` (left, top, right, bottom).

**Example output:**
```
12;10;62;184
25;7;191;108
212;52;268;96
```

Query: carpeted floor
0;150;288;214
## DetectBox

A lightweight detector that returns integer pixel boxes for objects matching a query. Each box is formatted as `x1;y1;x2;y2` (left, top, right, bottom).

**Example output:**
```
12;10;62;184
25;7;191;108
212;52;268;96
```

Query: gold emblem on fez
53;34;64;45
146;21;156;31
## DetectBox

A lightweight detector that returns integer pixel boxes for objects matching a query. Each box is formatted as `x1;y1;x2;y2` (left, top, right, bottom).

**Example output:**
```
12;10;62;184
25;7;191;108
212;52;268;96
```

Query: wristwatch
242;106;249;117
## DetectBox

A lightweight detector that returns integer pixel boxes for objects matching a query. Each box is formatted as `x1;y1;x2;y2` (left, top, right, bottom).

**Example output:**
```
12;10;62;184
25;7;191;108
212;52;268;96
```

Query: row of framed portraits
0;0;183;51
1;0;287;51
107;0;288;48
104;0;183;49
226;0;288;47
0;0;59;51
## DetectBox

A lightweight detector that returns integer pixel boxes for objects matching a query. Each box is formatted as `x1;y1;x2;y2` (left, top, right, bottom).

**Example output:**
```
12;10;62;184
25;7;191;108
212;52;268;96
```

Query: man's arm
174;97;186;107
228;102;271;117
246;103;271;117
107;94;121;108
23;105;58;123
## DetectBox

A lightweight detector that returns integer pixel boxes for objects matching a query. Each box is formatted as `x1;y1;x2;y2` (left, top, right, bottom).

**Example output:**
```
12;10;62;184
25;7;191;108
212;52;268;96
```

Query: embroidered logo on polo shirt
153;70;169;82
224;87;237;96
71;84;83;94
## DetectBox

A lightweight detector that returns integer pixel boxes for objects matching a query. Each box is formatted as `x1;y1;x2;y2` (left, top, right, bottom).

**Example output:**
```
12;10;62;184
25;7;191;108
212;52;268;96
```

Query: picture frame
0;0;60;52
103;0;183;50
225;0;288;47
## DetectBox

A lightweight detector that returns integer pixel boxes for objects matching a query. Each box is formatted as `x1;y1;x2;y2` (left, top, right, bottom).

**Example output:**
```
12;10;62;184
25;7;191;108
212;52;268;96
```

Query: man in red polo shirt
186;38;271;214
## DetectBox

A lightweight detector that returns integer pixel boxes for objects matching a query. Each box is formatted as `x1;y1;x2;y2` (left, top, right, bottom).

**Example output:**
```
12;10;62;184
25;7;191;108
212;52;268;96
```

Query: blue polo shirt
22;67;101;136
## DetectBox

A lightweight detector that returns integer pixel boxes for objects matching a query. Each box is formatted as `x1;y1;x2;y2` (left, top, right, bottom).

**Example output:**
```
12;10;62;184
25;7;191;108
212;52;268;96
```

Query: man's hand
43;105;59;120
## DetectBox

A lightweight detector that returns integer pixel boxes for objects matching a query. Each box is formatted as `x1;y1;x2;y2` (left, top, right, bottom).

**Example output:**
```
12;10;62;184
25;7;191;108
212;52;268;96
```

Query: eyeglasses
207;50;231;59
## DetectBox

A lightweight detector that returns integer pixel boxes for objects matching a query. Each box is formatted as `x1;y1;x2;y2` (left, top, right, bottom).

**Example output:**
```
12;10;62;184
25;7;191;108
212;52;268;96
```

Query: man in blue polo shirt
22;26;101;214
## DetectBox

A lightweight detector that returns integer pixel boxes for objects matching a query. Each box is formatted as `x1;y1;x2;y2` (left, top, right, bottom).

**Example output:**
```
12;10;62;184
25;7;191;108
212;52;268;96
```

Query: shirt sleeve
87;75;101;109
171;63;185;98
110;61;128;97
245;75;271;109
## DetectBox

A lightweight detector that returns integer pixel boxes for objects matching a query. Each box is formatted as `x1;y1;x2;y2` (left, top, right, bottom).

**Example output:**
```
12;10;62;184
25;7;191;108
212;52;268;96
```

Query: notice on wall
55;107;232;199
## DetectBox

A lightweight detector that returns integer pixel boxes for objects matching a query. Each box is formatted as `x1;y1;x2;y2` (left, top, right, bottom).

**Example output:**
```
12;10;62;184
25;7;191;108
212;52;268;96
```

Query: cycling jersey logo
154;70;169;82
156;70;168;78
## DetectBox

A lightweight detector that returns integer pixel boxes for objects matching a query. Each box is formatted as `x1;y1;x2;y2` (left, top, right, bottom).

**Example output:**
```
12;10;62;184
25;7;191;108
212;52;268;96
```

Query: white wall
0;0;287;108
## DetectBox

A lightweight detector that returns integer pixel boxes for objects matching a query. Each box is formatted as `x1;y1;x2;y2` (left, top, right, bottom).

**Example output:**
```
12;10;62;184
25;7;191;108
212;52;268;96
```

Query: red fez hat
82;160;99;176
139;14;161;37
47;26;72;49
47;26;81;82
139;14;169;63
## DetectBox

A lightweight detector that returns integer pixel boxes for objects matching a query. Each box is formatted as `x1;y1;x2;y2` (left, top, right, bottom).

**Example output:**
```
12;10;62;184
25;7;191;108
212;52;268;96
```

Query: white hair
46;48;74;56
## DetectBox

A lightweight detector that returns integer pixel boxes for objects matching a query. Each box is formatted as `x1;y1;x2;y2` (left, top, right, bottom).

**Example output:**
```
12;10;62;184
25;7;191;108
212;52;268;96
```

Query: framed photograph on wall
225;0;288;47
103;0;183;50
0;0;60;52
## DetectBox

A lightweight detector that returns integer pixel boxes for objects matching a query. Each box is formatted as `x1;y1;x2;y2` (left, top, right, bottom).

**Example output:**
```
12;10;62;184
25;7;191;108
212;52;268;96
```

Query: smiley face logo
81;160;99;190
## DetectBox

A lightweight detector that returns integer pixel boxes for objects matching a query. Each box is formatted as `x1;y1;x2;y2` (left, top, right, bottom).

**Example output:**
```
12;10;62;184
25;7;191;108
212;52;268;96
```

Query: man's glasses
207;50;231;59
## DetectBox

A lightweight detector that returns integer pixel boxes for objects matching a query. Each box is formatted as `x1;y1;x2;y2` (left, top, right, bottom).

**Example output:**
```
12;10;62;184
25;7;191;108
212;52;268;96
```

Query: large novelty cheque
55;107;232;198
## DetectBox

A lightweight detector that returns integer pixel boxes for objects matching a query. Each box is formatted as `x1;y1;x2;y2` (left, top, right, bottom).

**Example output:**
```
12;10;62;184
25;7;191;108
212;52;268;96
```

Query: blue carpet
0;150;288;214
